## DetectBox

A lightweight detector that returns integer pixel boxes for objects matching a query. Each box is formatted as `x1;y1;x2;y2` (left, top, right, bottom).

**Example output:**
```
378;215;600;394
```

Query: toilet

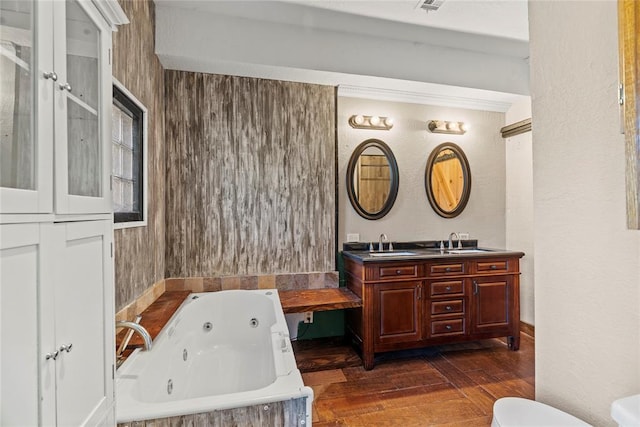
491;397;592;427
611;394;640;427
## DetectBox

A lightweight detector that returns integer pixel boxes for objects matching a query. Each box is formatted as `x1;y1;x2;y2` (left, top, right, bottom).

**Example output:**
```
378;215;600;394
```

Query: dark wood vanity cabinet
373;281;423;346
345;254;522;370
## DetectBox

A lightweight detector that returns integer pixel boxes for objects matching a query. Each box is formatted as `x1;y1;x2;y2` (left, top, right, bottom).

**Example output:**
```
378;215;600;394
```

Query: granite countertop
342;240;525;262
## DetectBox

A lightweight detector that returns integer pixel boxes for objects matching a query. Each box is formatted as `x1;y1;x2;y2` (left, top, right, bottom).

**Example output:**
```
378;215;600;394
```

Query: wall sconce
349;115;394;130
428;120;467;135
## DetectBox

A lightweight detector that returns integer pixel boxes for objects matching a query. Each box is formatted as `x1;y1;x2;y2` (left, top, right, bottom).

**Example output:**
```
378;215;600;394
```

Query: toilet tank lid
611;394;640;427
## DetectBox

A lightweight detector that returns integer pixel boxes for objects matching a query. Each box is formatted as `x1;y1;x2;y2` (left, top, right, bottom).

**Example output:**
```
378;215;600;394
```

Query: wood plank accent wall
112;0;165;311
164;72;336;277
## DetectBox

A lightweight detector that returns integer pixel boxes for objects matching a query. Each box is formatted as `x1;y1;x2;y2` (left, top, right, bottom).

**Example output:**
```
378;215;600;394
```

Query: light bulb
369;116;380;126
353;115;364;125
384;117;394;127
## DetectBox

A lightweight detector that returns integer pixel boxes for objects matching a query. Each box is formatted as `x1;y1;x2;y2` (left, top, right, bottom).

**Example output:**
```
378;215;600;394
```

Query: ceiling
154;0;531;110
283;0;529;41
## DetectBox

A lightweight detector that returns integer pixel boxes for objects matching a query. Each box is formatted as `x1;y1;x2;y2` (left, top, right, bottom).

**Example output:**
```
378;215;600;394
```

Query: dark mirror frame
346;138;399;220
425;142;471;218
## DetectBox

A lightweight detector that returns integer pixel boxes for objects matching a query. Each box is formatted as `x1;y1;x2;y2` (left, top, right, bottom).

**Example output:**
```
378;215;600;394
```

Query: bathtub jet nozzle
203;322;213;331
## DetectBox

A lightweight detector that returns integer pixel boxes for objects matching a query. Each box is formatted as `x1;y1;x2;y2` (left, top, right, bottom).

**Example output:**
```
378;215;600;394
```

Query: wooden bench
278;288;362;313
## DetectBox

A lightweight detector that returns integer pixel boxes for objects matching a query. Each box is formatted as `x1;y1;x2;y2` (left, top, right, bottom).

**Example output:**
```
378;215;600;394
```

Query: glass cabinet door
54;0;112;214
0;0;53;214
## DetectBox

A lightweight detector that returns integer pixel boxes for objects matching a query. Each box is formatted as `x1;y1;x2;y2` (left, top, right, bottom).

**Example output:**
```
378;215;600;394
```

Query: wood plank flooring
295;336;534;426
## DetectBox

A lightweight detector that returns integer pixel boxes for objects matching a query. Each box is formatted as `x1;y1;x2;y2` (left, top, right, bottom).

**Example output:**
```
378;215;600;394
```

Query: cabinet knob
445;267;451;272
59;82;72;92
43;71;58;81
445;286;451;291
445;306;452;311
59;343;73;353
445;325;452;330
396;270;402;274
45;350;59;361
490;265;497;270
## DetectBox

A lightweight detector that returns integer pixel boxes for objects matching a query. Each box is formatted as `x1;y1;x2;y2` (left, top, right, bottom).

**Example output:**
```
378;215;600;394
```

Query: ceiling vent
416;0;446;12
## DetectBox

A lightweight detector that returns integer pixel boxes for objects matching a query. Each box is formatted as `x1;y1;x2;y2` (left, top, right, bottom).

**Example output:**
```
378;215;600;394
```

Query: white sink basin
369;251;416;257
447;249;491;254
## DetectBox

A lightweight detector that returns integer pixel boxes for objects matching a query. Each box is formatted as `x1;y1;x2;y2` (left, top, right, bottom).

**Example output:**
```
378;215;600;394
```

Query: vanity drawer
429;262;465;276
376;264;421;279
430;318;465;336
429;280;464;297
472;259;510;274
431;299;464;315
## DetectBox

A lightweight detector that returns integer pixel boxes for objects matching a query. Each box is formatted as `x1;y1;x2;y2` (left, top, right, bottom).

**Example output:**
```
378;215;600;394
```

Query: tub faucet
378;233;388;252
448;232;461;250
116;320;153;352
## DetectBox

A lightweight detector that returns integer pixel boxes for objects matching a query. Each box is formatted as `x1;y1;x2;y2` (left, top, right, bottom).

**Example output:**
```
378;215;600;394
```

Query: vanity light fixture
349;115;394;130
428;120;467;135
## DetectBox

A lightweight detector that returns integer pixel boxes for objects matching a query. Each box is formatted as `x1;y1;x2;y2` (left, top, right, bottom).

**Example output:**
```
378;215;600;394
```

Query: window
112;80;147;227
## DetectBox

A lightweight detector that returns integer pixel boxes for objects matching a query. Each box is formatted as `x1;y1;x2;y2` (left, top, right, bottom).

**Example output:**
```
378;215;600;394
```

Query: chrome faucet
116;320;153;352
378;233;388;252
448;232;461;250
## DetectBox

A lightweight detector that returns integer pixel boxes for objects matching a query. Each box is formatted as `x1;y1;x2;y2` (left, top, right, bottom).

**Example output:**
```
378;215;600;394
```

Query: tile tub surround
164;272;339;293
116;272;339;322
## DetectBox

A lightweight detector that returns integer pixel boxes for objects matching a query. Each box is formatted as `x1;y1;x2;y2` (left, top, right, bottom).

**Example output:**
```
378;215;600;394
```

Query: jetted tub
116;290;313;425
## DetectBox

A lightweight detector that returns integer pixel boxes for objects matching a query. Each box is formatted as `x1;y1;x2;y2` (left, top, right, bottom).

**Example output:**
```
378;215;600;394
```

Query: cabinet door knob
396;270;402;274
45;350;59;361
43;71;58;81
490;265;497;270
59;343;73;353
445;286;451;291
445;305;452;311
445;267;451;272
59;82;72;92
445;325;452;330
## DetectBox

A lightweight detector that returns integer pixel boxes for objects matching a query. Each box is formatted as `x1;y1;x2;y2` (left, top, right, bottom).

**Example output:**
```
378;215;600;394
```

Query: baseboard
520;321;535;338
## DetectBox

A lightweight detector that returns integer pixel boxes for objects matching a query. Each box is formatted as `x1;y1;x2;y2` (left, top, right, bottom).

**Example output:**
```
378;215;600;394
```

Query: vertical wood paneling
112;0;165;311
164;72;335;277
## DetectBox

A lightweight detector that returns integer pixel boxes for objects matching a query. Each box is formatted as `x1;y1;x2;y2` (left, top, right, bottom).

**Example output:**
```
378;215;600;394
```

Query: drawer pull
490;265;497;270
445;286;451;291
396;270;402;274
473;280;479;295
445;305;452;311
445;325;452;330
445;267;451;272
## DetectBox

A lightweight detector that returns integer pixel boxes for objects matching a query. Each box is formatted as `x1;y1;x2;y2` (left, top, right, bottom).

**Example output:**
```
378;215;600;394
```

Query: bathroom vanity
342;242;524;370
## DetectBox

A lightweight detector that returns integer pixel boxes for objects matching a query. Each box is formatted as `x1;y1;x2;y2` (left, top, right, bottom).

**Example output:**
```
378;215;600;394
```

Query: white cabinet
1;0;125;215
0;223;42;426
1;221;115;426
40;220;115;426
0;0;126;425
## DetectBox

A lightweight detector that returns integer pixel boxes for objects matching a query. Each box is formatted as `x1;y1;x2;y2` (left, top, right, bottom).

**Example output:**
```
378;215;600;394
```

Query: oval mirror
425;142;471;218
346;139;399;220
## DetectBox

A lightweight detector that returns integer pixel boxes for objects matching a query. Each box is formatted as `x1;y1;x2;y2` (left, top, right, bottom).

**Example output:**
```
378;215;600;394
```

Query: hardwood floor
295;335;534;426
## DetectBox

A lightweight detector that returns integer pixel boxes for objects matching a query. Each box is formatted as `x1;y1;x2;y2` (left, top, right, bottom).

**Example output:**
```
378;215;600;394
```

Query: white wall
505;98;534;326
529;1;640;425
338;97;507;249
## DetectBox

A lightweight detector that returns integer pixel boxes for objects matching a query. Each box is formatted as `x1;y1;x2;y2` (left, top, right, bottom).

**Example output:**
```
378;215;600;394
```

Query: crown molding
92;0;129;30
338;85;517;113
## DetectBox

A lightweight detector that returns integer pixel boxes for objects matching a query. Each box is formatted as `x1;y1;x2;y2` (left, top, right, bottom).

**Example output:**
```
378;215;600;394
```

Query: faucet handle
389;242;394;251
